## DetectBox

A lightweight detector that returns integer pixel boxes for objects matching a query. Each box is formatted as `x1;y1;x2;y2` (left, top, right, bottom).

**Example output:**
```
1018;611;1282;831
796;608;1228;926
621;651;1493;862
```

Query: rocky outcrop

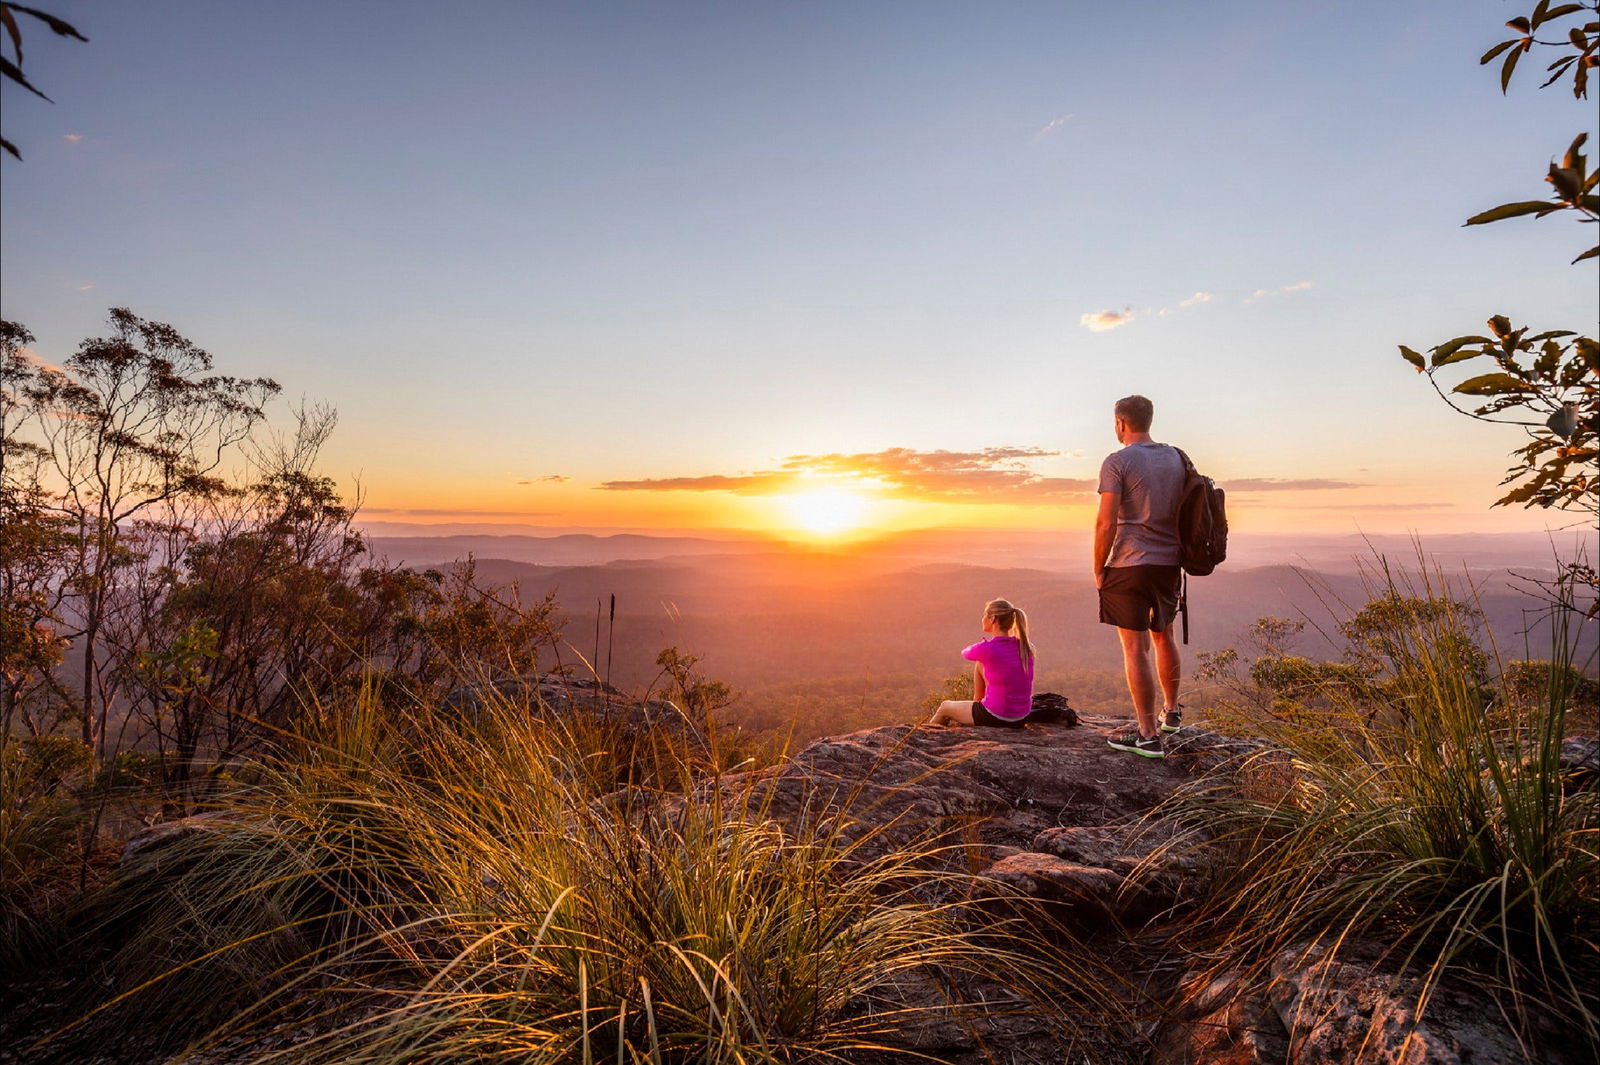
711;713;1256;931
711;716;1585;1064
1158;944;1574;1065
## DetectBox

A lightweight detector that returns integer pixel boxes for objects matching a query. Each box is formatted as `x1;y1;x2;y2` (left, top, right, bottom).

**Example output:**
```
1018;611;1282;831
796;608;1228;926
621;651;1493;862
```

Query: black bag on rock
1029;692;1078;726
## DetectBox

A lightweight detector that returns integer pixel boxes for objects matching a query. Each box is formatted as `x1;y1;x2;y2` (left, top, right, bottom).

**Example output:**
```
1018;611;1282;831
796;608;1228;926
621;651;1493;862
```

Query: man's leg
1151;626;1181;717
1116;627;1160;739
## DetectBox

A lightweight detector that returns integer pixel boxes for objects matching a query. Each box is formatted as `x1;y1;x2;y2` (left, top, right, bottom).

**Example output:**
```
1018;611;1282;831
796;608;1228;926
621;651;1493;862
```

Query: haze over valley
368;527;1596;740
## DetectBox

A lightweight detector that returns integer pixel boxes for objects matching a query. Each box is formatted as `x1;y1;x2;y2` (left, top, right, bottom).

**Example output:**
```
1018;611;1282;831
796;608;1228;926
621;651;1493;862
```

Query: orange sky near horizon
351;465;1580;543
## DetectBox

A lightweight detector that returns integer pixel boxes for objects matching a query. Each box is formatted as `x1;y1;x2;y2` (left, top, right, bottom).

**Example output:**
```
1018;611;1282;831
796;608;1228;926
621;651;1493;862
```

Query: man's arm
1093;490;1119;588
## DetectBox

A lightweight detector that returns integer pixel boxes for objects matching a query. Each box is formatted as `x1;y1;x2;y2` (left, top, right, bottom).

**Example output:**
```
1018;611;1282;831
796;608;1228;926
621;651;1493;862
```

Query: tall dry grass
1160;566;1599;1056
29;683;1127;1064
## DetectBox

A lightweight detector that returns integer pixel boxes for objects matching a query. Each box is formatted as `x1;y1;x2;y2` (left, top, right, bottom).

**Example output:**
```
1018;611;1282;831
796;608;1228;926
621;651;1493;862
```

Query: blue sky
3;0;1596;537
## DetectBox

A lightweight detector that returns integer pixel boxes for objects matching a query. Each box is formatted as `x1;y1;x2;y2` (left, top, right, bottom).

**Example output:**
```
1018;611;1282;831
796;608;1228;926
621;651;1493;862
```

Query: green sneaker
1107;731;1165;759
1160;706;1183;734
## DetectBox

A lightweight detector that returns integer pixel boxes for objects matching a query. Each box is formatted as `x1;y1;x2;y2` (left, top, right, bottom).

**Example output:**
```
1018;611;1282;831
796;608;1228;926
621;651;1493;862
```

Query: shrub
1162;568;1600;1057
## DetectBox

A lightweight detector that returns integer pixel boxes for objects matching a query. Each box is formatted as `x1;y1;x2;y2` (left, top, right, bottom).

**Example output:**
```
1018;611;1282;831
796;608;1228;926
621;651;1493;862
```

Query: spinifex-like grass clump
1164;568;1599;1055
50;683;1120;1063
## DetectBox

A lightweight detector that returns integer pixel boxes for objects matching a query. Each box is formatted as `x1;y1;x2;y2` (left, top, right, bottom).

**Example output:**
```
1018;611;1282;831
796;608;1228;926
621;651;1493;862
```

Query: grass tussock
33;683;1122;1064
1163;565;1600;1055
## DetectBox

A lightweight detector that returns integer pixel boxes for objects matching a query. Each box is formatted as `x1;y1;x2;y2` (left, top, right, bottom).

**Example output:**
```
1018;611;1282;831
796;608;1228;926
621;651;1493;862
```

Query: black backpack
1173;448;1227;577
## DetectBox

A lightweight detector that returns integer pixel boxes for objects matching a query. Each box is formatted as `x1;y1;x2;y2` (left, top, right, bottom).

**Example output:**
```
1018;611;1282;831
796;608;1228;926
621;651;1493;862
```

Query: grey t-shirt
1098;442;1184;567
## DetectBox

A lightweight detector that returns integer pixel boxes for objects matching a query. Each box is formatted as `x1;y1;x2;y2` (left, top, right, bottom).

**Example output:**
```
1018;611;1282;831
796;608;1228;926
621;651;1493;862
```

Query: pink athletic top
962;635;1034;720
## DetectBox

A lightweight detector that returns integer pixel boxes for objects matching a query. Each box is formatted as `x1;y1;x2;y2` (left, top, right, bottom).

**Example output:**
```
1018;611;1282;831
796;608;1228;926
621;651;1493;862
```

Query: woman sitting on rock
927;598;1036;728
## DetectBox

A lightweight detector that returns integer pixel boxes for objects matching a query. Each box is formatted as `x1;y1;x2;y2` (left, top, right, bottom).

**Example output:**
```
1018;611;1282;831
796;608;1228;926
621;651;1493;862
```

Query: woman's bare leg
928;700;978;726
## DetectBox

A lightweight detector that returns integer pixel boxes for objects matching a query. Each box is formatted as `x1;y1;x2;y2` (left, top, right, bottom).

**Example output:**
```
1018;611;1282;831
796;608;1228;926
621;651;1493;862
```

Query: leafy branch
1400;3;1598;522
0;3;88;160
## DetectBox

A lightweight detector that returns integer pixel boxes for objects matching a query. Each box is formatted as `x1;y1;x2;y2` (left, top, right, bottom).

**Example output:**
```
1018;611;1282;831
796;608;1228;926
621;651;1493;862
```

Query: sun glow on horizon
780;488;873;537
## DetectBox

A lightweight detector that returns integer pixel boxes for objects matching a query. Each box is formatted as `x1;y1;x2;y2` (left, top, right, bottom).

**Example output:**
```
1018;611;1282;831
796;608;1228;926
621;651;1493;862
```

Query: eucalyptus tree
3;309;279;757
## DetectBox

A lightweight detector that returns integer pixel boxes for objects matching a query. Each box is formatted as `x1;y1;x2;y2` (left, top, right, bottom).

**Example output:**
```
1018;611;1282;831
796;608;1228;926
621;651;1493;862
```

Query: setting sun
782;489;872;536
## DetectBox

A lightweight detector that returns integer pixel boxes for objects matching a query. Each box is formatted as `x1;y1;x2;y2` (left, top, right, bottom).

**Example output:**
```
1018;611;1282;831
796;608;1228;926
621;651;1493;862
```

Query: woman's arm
972;662;986;703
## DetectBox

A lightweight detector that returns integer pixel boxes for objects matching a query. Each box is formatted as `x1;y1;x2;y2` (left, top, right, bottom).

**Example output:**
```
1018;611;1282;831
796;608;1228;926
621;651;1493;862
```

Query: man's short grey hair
1114;395;1154;433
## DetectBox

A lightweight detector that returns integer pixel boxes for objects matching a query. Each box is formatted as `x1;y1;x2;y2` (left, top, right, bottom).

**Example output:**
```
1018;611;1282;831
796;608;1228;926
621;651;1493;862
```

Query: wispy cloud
361;507;557;518
1222;477;1362;492
1033;113;1074;141
1085;289;1219;330
601;447;1096;504
62;133;82;144
1295;502;1455;511
14;346;64;373
518;475;570;485
77;282;95;291
598;472;797;494
1080;307;1135;332
1243;280;1314;304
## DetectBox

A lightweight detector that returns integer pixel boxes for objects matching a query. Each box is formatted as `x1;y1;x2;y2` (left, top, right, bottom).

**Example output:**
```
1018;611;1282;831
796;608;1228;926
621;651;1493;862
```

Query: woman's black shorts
971;702;1028;728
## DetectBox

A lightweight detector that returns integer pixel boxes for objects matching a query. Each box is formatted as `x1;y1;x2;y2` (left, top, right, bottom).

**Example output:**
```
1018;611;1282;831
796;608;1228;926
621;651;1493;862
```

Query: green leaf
1531;0;1551;28
1433;346;1484;368
1543;56;1580;89
1399;345;1425;370
1539;3;1585;24
0;54;51;102
1575;337;1598;371
1535;339;1563;377
1481;39;1517;64
1495;481;1544;507
1431;336;1489;363
1548;166;1583;199
6;4;89;42
1562;131;1588;169
1464;200;1560;224
1487;316;1514;339
1573;244;1599;263
1527;330;1578;341
1454;372;1538;395
1507;16;1532;34
0;7;22;66
1501;44;1524;92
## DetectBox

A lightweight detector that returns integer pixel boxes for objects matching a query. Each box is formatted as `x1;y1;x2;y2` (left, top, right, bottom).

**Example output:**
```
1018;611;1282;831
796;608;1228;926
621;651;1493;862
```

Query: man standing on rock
1093;394;1185;759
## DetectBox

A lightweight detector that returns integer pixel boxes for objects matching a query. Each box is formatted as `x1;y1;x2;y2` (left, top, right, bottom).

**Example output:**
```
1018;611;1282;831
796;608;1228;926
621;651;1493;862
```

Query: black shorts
1098;565;1181;632
972;702;1028;728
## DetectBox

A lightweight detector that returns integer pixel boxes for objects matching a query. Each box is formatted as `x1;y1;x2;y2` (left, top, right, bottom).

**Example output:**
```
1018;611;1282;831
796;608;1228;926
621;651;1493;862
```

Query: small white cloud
63;133;83;144
1179;291;1214;308
1080;307;1135;332
1033;113;1074;141
1244;281;1314;304
77;282;95;291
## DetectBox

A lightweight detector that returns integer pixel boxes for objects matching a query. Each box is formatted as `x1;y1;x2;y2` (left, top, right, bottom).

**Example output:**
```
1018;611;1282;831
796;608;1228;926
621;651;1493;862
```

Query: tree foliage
0;3;88;160
2;311;565;801
1400;2;1598;540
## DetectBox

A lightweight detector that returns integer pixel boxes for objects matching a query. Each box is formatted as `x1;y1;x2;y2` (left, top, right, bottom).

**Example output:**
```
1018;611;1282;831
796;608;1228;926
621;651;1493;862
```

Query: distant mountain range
366;526;1592;576
360;526;1596;709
